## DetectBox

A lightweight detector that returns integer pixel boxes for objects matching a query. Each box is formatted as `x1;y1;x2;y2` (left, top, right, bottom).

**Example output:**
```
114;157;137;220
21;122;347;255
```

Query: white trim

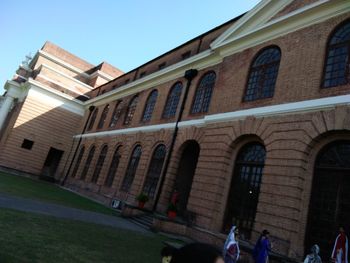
90;70;114;81
75;94;350;139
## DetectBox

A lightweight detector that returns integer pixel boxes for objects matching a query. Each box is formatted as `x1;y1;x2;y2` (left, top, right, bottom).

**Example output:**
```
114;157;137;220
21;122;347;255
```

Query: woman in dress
223;226;240;263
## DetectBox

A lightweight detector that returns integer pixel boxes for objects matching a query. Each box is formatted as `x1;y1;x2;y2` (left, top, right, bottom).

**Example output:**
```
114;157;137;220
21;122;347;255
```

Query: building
0;0;349;261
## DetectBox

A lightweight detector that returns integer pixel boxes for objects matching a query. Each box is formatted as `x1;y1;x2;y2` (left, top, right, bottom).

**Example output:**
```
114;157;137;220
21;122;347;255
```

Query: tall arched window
87;108;98;131
104;146;122;187
162;82;183;119
142;144;166;198
223;143;266;239
71;146;85;178
120;145;142;192
141;90;158;122
109;101;122;128
91;145;108;183
191;72;216;114
323;21;350;88
124;96;139;125
97;104;109;129
244;47;281;102
80;145;96;180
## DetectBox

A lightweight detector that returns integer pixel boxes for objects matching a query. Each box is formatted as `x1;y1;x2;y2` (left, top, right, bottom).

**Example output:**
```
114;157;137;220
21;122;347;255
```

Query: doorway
41;147;64;180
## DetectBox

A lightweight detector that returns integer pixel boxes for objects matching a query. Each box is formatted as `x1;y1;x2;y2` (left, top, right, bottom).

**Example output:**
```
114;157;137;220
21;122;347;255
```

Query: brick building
0;0;350;261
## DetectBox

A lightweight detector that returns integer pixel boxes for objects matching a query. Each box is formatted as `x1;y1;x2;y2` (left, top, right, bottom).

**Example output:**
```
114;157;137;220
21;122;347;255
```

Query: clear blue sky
0;0;260;94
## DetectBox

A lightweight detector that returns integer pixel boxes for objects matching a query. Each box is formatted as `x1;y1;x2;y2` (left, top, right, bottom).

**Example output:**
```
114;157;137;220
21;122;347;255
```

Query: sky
0;0;261;95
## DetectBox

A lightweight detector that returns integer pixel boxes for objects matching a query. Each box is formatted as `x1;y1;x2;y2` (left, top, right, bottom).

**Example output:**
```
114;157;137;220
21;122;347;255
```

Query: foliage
135;193;149;203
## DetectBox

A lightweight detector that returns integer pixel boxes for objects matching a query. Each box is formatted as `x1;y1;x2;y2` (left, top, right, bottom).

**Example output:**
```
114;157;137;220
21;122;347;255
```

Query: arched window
162;82;183;118
80;145;96;180
141;90;158;122
323;21;350;88
71;146;85;178
104;146;122;187
223;143;266;239
109;101;122;128
244;47;281;102
191;72;216;114
87;108;98;131
91;145;108;183
120;145;142;192
142;144;166;198
97;104;109;129
124;96;139;125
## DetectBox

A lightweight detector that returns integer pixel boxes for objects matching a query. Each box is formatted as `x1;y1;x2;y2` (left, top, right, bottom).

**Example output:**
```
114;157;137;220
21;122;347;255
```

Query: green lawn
0;208;167;262
0;172;116;215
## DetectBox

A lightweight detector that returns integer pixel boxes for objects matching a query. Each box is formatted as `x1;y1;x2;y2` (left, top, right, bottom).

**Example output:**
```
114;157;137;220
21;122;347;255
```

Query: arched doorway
305;141;350;259
175;140;200;215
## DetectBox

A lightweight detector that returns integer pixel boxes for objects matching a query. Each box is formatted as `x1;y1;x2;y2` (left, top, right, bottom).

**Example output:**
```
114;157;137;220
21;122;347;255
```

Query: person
304;244;322;263
253;229;272;263
162;242;224;263
223;225;240;263
331;226;348;263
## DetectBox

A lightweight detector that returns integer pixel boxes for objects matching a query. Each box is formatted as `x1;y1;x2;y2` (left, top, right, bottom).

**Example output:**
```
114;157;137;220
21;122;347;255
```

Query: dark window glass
80;145;95;180
109;101;122;128
124;96;138;125
244;47;281;102
104;146;122;187
191;72;216;114
87;109;98;131
162;82;183;119
97;104;109;129
223;143;266;240
142;145;166;198
182;51;191;59
142;90;158;122
140;72;146;78
21;139;34;150
71;146;85;178
91;145;108;183
158;62;166;70
323;21;350;88
120;145;142;192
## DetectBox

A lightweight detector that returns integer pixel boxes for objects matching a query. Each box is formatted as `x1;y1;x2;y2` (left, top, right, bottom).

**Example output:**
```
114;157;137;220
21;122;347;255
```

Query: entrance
175;141;200;215
305;141;350;259
41;147;64;180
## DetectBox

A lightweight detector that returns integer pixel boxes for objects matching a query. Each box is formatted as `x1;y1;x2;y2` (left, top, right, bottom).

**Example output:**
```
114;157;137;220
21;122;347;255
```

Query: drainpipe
152;69;198;211
61;105;95;186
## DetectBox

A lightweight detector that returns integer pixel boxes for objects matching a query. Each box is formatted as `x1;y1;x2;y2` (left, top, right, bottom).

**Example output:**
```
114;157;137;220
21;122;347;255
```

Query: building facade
0;0;350;260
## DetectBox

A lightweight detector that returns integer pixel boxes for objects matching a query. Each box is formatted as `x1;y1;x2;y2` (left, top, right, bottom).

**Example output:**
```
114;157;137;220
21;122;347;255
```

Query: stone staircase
128;213;154;230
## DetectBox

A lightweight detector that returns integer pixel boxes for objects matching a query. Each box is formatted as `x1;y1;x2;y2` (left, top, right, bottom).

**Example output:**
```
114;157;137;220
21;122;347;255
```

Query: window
109;101;122;128
87;108;98;131
191;71;216;114
104;146;122;187
71;146;85;178
323;21;350;88
125;79;130;84
91;145;108;183
141;90;158;122
120;145;142;192
223;143;266;239
124;96;138;125
80;145;95;180
158;62;166;70
21;139;34;150
182;51;191;60
142;145;166;198
97;104;109;129
244;47;281;102
140;71;146;78
162;82;183;119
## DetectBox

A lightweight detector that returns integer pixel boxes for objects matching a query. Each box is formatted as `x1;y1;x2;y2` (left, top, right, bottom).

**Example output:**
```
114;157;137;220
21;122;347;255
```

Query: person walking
253;230;272;263
331;226;348;263
304;244;322;263
223;226;240;263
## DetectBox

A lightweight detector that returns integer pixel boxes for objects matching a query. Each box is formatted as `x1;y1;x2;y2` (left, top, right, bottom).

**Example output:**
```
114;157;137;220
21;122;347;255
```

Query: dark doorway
41;147;64;180
305;141;350;259
175;141;200;215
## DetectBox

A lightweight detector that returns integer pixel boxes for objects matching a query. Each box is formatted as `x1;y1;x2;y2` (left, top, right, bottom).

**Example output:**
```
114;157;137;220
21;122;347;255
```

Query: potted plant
135;193;149;208
167;203;177;219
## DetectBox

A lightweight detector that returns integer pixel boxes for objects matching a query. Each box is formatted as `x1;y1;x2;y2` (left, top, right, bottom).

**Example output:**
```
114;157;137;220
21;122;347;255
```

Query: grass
0;208;167;262
0;172;117;215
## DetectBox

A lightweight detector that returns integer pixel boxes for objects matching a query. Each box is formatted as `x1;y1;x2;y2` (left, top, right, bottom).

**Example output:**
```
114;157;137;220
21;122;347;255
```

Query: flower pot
167;211;177;219
138;201;145;209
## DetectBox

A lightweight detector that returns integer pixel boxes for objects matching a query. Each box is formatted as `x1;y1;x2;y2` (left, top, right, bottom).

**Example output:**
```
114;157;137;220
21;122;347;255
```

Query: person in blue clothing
253;230;272;263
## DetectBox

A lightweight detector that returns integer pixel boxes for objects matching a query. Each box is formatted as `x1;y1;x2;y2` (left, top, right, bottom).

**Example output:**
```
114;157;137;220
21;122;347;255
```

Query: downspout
152;69;198;211
61;105;95;186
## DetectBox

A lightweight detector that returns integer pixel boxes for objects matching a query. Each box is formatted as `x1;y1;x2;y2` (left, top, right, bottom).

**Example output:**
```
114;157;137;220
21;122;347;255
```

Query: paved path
0;193;150;234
